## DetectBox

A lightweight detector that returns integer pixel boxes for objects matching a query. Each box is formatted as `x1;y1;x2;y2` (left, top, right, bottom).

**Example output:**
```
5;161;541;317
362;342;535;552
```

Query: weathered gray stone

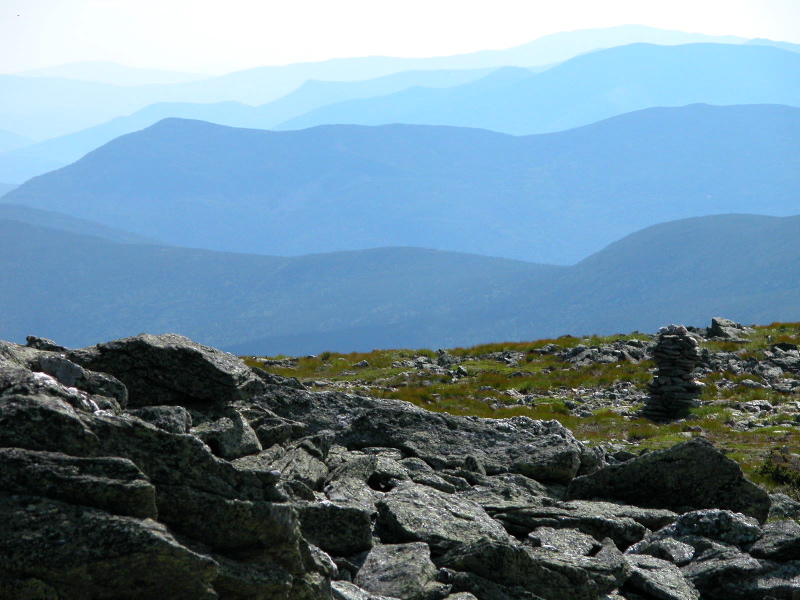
249;407;309;447
325;475;384;511
25;335;67;352
626;538;696;566
355;543;445;600
749;520;800;560
654;509;763;547
128;404;193;433
1;361;115;415
679;547;769;598
67;333;265;407
343;406;592;484
191;407;263;460
329;454;411;491
437;538;629;600
623;554;700;600
455;472;553;512
447;571;546;600
566;438;771;523
492;500;676;549
401;457;458;493
295;501;374;556
155;485;304;565
208;551;294;600
708;317;753;341
768;493;800;521
377;483;511;555
527;527;602;557
0;447;156;519
332;580;400;600
32;353;127;405
274;442;331;491
0;493;218;599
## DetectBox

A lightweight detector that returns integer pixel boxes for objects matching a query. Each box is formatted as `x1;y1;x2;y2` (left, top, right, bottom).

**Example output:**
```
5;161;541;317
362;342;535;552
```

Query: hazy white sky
3;0;798;74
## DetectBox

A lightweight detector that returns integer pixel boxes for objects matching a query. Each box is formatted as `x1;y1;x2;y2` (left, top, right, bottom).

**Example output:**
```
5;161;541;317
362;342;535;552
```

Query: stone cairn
643;324;704;421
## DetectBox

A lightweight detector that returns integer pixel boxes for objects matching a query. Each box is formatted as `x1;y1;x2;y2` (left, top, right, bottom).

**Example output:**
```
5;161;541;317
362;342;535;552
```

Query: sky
2;0;799;75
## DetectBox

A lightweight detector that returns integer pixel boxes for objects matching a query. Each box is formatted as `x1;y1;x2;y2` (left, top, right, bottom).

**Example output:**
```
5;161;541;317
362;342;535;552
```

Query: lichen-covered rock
768;493;800;521
355;543;445;600
155;485;303;563
492;500;676;549
37;353;128;405
0;447;156;519
437;538;629;600
67;333;265;406
25;335;67;352
377;483;511;555
566;438;771;523
295;501;374;556
205;551;294;600
332;580;401;600
527;527;602;557
261;385;598;484
662;510;763;546
707;318;754;341
627;538;696;566
127;404;193;433
446;570;546;600
748;520;800;560
678;547;768;598
273;439;332;491
0;493;218;599
456;473;552;512
623;554;700;600
191;407;262;460
343;407;591;484
0;390;284;502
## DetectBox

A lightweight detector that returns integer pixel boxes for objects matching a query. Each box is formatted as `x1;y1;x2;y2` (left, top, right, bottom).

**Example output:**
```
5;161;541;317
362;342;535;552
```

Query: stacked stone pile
644;324;704;421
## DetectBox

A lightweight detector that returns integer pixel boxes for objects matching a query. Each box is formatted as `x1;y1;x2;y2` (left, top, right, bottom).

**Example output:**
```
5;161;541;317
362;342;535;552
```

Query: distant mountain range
277;43;800;133
3;40;796;184
2;214;799;354
0;67;500;184
0;129;33;154
5;103;799;265
0;25;782;144
0;204;161;245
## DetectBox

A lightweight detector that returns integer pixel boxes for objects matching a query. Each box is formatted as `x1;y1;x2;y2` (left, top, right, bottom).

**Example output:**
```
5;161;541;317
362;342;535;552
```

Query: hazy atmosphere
5;0;800;597
3;0;798;73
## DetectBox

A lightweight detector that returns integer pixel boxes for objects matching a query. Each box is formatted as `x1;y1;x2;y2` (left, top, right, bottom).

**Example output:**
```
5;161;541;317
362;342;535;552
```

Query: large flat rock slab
0;493;218;599
377;483;511;555
566;438;771;523
343;406;591;484
68;333;264;406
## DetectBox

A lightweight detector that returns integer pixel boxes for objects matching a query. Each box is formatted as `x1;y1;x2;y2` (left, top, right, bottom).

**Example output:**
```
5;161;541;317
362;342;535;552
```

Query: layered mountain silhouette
2;214;799;354
5;40;796;184
0;129;32;154
0;26;772;143
5;103;799;265
0;204;160;244
0;67;498;183
278;43;800;134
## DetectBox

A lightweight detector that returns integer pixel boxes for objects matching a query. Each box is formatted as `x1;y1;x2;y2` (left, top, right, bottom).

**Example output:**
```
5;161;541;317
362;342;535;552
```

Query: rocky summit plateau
3;323;800;599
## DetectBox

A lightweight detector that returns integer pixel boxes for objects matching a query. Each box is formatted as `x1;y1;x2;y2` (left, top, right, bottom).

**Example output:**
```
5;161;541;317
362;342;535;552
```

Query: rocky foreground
2;332;800;599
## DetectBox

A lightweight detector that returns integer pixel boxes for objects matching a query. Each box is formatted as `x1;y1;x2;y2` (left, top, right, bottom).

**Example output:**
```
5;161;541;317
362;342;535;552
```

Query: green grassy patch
247;324;800;492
